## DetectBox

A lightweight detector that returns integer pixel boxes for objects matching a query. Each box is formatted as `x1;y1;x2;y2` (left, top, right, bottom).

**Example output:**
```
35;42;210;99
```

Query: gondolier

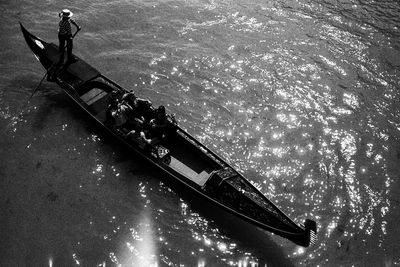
58;9;80;63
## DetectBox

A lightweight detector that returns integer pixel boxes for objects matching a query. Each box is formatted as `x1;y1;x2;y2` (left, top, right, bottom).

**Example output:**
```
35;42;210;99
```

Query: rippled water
1;0;400;266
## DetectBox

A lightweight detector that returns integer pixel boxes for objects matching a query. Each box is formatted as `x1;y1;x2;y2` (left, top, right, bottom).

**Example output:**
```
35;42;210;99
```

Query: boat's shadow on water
35;88;296;267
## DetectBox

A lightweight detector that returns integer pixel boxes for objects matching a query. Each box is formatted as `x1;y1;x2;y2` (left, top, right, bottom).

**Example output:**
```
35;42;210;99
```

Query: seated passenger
136;105;168;145
127;127;152;149
149;105;168;135
134;98;153;120
112;103;128;126
109;102;135;133
121;90;153;121
106;90;124;124
105;101;118;126
109;90;124;106
122;90;136;107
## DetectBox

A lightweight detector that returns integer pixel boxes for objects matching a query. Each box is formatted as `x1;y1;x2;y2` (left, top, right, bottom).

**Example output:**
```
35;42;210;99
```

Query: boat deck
44;43;100;86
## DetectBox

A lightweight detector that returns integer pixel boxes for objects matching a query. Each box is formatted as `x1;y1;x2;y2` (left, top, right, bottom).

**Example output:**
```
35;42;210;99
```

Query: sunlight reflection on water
149;1;399;265
2;0;400;266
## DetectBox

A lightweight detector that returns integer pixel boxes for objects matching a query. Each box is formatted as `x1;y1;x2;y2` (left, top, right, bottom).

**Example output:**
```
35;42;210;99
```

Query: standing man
58;9;80;64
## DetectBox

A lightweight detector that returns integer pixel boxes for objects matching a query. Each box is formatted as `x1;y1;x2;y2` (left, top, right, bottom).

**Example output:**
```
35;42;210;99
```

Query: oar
16;62;55;124
72;26;81;38
28;72;47;101
27;62;57;101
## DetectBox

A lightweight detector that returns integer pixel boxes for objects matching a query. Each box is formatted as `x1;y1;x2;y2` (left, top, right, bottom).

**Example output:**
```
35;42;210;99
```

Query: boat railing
99;74;125;91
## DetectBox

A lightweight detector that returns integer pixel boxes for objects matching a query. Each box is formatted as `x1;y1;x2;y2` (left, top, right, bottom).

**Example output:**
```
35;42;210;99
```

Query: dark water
1;0;400;266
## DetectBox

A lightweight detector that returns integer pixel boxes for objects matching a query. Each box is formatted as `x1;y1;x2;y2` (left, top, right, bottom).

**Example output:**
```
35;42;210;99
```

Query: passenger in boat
122;90;136;106
149;105;168;135
127;126;152;149
115;104;150;134
138;105;169;145
107;89;154;134
57;9;81;64
106;90;124;126
110;90;123;102
112;103;129;128
105;101;117;126
123;92;153;121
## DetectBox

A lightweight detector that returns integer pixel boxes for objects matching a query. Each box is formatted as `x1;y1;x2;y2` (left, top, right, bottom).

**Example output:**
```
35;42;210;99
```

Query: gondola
20;22;317;247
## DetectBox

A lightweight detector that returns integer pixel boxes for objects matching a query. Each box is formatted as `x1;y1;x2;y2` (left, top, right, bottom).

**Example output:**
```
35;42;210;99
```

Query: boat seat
195;171;211;187
168;156;210;187
81;88;108;105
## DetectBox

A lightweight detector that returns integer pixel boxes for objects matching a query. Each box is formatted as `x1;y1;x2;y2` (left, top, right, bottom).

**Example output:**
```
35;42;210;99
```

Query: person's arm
137;98;152;106
70;19;81;31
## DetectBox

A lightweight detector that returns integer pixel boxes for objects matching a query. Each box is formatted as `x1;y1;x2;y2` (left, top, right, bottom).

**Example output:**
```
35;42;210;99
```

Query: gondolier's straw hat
60;9;73;18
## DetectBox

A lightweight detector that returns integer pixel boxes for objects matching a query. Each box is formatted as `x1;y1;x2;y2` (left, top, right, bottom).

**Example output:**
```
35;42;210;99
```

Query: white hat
60;9;73;18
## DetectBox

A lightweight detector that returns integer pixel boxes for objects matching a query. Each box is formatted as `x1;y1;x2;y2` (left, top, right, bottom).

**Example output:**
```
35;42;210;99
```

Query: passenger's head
128;90;136;98
157;106;165;113
111;90;120;99
155;106;166;121
157;105;166;114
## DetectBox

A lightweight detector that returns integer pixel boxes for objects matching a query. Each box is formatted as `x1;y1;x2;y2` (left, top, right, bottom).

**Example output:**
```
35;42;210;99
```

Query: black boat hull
20;22;317;247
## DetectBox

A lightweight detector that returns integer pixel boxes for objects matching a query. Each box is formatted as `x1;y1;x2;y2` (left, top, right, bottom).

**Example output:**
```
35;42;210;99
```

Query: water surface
1;0;400;266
